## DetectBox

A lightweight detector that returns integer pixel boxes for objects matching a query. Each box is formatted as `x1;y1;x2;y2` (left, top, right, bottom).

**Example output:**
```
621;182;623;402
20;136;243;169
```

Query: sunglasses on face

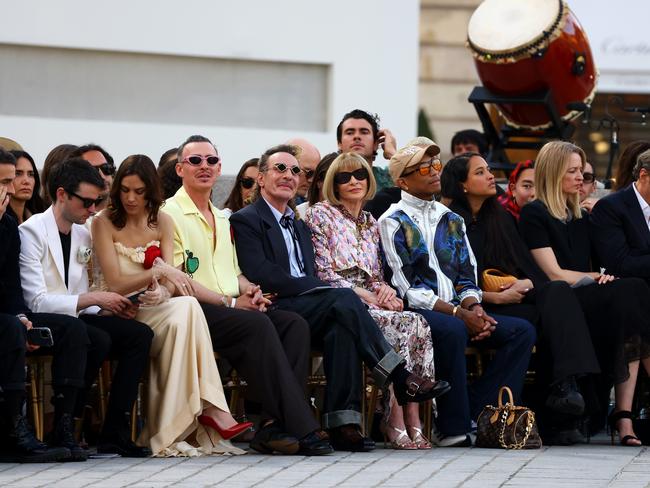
303;169;315;179
183;155;221;166
97;163;116;177
271;162;302;175
402;158;443;177
67;190;104;209
582;172;595;183
240;177;255;189
334;167;369;185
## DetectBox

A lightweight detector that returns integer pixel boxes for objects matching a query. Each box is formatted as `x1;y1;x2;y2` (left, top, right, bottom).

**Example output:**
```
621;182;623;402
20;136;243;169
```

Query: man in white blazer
19;157;153;458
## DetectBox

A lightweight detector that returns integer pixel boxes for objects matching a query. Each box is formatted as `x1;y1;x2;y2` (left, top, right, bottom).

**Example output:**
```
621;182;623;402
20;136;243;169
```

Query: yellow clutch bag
481;268;517;292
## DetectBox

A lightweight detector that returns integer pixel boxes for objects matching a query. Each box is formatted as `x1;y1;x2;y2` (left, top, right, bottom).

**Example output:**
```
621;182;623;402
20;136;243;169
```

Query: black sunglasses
67;190;104;209
272;163;302;175
97;163;116;176
183;155;221;166
582;172;595;183
240;177;255;189
303;169;315;179
334;167;369;185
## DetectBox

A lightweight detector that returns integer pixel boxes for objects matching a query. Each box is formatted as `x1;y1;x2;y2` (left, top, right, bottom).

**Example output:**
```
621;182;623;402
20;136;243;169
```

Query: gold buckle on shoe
407;381;420;397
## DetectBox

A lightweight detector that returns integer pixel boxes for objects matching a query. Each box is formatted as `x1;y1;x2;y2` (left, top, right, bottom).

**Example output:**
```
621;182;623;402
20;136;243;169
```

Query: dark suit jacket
590;183;650;278
0;213;29;315
230;198;324;297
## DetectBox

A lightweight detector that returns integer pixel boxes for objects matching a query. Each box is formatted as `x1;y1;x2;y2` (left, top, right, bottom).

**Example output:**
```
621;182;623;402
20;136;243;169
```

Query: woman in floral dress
304;152;436;449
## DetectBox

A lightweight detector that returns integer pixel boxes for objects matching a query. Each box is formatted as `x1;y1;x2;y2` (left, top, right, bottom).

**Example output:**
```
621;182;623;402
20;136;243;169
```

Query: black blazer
590;183;650;278
230;198;325;297
0;213;29;315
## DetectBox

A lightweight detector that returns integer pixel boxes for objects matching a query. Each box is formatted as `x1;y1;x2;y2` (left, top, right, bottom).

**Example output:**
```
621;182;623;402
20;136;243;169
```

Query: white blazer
19;206;100;317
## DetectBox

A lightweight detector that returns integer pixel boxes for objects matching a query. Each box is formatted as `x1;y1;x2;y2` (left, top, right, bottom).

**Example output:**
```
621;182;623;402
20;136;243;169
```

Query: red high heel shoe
197;415;253;441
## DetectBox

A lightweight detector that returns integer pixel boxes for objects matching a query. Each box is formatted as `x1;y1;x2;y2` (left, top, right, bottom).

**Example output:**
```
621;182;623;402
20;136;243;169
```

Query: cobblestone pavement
1;436;648;488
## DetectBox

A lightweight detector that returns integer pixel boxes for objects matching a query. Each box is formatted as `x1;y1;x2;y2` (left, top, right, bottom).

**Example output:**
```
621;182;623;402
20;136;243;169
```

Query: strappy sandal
406;425;432;449
608;410;642;446
382;424;418;450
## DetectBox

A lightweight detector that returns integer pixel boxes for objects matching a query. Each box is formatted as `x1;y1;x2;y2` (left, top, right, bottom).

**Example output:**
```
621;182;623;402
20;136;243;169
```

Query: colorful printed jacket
378;191;481;310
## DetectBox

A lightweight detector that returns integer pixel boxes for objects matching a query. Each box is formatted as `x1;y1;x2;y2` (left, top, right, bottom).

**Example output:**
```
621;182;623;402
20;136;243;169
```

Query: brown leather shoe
394;375;450;406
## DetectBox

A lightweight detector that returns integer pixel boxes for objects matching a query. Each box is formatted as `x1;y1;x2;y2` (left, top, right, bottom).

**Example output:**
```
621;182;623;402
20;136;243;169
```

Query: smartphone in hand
127;290;147;304
26;327;54;347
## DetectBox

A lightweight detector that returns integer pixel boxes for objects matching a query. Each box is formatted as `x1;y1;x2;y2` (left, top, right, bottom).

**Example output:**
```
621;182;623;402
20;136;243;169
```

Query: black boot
97;412;151;458
327;424;375;452
51;413;88;461
0;415;70;463
546;376;585;416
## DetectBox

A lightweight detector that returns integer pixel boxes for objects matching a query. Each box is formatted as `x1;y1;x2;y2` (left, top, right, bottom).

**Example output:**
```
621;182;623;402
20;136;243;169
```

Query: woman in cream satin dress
92;154;251;456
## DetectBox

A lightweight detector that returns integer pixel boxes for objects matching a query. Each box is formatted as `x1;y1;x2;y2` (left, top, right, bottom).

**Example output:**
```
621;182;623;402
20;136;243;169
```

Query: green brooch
184;250;200;278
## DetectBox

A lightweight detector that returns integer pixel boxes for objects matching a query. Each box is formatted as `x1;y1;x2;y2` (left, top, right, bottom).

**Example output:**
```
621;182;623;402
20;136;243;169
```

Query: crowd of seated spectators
1;113;649;464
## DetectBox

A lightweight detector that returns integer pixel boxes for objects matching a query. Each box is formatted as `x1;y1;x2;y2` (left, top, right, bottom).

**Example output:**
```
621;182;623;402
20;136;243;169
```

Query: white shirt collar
262;197;295;224
401;190;437;210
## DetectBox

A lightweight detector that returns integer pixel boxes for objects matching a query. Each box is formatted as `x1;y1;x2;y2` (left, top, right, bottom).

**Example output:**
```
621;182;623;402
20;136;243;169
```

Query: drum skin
472;10;597;129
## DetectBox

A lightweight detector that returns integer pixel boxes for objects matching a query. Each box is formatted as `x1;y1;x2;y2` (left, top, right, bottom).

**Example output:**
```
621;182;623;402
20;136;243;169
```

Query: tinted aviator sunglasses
183;155;221;166
334;167;369;185
271;162;302;175
240;177;255;189
97;163;116;176
402;158;442;177
67;190;104;209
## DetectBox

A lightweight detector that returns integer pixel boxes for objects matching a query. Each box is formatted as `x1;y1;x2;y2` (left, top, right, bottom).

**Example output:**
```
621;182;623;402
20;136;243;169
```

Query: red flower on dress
143;245;162;269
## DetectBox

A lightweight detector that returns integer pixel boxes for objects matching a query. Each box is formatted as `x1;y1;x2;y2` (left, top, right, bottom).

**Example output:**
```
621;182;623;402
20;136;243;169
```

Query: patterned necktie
280;215;305;273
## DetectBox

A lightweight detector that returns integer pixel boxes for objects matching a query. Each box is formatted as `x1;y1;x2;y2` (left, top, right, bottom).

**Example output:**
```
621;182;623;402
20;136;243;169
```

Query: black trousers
274;288;402;429
26;312;88;388
573;278;650;385
485;281;601;384
79;314;152;430
0;314;27;392
200;303;319;439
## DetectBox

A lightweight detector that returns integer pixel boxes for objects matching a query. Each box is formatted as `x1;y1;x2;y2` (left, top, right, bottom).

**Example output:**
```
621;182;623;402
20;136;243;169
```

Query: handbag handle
497;386;515;408
484;268;512;278
498;408;535;449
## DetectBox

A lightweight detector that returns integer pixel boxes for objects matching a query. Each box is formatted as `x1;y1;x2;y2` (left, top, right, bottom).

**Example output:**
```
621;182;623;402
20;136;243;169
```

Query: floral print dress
304;201;435;380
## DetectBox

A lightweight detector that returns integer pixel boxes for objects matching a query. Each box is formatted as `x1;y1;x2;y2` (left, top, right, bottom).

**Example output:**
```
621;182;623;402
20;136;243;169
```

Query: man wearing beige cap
366;137;439;219
378;143;536;447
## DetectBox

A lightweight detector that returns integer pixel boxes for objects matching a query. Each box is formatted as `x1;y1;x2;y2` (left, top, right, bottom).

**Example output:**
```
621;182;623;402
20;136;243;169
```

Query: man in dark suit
591;149;650;280
230;144;449;452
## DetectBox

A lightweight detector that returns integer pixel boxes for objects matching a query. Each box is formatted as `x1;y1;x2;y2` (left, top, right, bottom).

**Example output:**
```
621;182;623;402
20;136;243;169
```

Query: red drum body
468;0;597;129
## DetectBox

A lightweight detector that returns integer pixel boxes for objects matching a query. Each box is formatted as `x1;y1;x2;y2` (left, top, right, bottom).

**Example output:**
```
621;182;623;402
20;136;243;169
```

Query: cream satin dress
112;240;244;457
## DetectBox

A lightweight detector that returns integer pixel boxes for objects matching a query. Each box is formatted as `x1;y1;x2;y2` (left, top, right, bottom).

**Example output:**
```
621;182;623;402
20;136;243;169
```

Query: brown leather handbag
481;268;517;293
475;386;542;449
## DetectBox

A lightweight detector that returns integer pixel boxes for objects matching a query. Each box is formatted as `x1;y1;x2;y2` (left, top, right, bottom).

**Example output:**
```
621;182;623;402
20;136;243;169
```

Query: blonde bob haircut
535;140;586;220
322;152;376;205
